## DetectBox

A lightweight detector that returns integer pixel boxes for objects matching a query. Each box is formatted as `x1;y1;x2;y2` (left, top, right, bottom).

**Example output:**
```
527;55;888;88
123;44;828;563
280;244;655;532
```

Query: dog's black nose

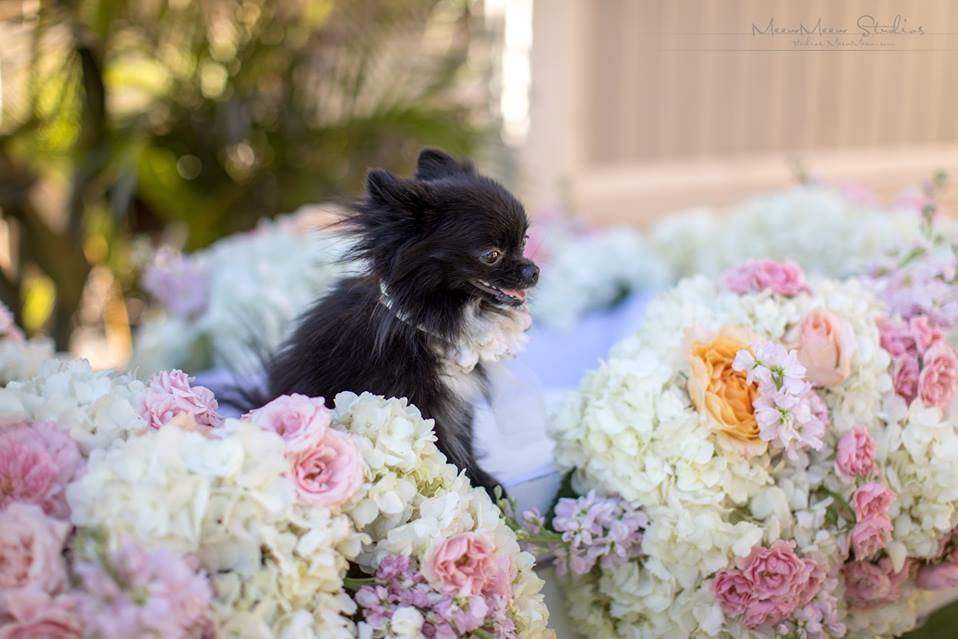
520;263;539;285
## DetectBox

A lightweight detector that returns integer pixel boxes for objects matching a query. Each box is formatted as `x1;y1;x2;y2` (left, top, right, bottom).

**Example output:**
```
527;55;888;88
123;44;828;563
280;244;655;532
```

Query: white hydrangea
649;186;924;281
66;417;360;635
530;226;670;327
131;211;353;375
549;273;950;638
0;357;146;453
0;336;55;384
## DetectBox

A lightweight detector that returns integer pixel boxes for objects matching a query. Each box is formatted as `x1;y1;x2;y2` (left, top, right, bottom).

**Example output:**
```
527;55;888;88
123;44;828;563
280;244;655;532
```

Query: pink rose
0;503;70;611
423;533;513;599
796;310;857;386
916;551;958;590
835;426;875;478
877;318;917;358
138;370;223;430
852;483;895;521
290;429;364;507
850;516;893;559
724;259;810;297
892;355;920;404
843;558;910;609
739;540;808;601
910;316;944;355
0;590;82;639
0;422;82;518
245;394;330;453
919;341;958;409
711;569;753;616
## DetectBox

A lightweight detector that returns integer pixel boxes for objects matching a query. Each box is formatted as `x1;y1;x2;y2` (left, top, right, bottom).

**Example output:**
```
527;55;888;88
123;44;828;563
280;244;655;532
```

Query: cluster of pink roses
835;427;897;560
724;259;811;298
832;426;906;610
245;393;364;507
711;541;833;631
878;315;958;409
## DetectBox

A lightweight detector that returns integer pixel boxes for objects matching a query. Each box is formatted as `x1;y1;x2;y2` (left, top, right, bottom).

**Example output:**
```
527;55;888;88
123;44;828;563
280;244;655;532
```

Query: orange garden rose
687;327;766;457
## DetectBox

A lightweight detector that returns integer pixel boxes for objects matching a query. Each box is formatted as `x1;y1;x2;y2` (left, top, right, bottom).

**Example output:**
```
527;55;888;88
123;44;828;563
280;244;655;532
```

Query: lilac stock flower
549;491;648;576
142;247;209;320
733;343;826;458
355;553;516;638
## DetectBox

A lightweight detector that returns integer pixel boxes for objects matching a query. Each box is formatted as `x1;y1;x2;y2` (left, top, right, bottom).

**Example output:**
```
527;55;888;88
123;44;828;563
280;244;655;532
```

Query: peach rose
687;328;765;457
0;503;70;607
796;310;856;387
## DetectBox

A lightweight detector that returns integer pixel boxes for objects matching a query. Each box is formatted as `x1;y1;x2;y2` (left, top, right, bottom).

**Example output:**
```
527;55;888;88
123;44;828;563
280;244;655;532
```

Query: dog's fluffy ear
414;148;474;181
367;169;433;214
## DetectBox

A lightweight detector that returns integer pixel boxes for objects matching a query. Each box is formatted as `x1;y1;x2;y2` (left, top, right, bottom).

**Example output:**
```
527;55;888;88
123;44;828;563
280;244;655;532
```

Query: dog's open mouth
470;279;528;306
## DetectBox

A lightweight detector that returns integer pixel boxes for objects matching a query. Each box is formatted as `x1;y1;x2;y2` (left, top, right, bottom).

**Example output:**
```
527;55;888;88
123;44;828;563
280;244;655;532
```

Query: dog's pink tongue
502;288;527;301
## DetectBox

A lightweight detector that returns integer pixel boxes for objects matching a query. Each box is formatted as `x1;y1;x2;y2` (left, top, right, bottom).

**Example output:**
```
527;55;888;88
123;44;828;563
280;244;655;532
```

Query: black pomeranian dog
266;148;539;494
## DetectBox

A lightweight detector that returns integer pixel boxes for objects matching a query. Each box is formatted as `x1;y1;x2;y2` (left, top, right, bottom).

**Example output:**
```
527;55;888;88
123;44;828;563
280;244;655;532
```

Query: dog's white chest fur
435;302;532;401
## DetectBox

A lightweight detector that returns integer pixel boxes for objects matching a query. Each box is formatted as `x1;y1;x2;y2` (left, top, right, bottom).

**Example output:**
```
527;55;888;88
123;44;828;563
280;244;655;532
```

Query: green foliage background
0;0;488;348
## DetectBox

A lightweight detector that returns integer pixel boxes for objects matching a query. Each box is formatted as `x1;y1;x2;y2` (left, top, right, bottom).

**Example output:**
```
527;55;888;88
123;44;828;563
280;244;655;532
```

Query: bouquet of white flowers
543;258;958;638
132;206;352;375
649;185;928;281
0;353;552;638
525;214;670;328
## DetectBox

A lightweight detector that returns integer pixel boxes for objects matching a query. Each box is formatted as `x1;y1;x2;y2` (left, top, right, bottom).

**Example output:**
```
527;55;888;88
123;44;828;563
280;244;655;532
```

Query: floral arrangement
0;353;552;637
649;185;934;282
132;206;352;376
525;213;670;328
544;258;958;638
0;302;55;385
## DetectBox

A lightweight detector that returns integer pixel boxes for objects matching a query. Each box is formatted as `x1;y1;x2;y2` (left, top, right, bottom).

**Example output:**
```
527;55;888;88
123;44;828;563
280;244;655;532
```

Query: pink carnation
918;341;958;409
852;483;895;521
0;590;82;639
724;259;810;297
892;354;920;403
0;422;82;518
835;426;875;478
138;370;223;430
843;558;910;609
0;503;70;611
245;394;330;453
290;428;364;507
850;516;893;559
423;533;513;599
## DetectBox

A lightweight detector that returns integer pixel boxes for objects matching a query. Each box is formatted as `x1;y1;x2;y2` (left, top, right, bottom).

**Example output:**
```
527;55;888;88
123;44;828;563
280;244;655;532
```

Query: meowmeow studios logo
751;14;926;49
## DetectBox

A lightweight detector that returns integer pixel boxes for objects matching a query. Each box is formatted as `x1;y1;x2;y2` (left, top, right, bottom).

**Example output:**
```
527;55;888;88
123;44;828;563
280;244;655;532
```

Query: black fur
266;149;539;494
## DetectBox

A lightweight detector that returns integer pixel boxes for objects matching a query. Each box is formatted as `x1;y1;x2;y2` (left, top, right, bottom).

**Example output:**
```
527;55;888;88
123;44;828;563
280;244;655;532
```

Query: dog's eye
480;249;502;265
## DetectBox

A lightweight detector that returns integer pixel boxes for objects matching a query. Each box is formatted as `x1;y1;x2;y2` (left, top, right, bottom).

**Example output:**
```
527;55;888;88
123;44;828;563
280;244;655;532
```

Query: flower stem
343;576;375;590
